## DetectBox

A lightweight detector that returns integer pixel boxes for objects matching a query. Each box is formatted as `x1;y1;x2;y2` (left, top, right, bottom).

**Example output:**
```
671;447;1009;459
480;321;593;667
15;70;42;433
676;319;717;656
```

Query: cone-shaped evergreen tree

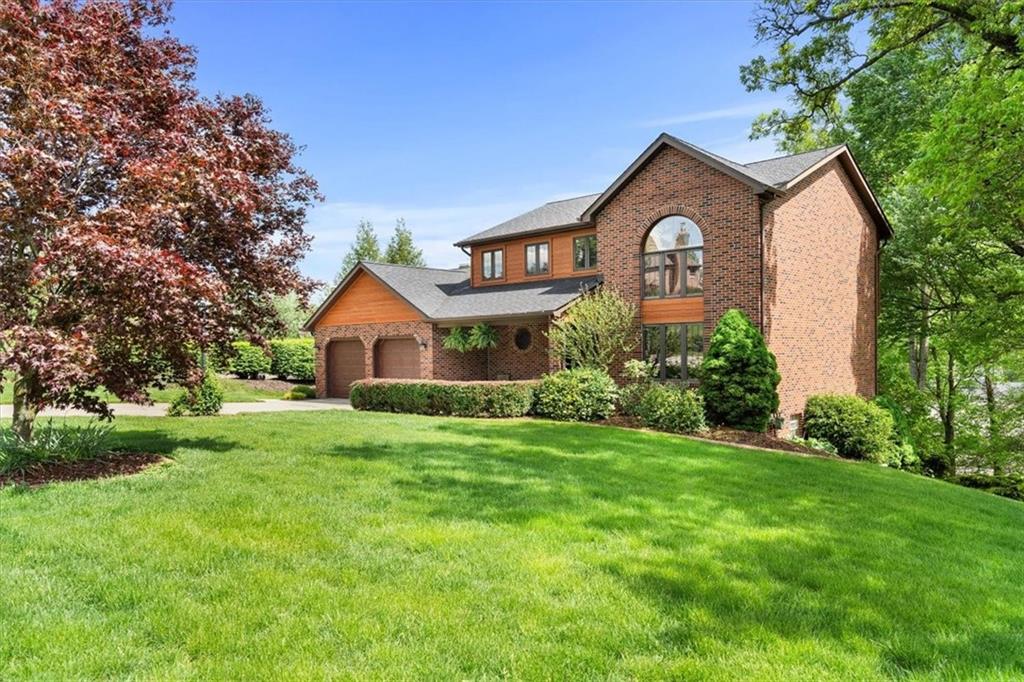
384;218;426;267
699;309;781;432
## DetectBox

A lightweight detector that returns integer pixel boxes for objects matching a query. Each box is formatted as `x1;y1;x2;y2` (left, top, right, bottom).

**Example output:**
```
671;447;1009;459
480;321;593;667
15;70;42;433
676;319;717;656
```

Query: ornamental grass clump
699;309;781;432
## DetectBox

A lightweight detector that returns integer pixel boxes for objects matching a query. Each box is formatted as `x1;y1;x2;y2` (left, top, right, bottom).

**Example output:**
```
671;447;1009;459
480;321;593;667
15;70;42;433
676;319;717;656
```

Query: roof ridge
360;260;462;274
745;143;845;167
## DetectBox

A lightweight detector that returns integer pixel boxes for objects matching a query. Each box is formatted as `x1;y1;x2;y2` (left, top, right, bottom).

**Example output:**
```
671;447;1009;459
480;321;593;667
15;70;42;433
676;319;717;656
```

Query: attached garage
326;339;364;398
374;337;421;379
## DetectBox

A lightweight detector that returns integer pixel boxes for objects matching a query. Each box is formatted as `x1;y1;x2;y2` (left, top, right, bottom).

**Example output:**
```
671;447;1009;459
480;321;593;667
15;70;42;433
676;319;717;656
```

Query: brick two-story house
305;133;891;429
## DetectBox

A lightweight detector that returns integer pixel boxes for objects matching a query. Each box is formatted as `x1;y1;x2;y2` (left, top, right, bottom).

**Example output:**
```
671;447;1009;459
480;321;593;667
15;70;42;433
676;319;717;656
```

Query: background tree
338;220;382;282
547;287;638;372
0;0;319;439
384;218;426;267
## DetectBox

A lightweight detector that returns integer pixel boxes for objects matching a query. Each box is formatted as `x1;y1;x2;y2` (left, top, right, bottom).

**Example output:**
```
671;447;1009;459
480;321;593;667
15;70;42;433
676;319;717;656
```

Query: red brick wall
592;145;763;363
432;326;487;381
764;158;879;430
485;322;558;380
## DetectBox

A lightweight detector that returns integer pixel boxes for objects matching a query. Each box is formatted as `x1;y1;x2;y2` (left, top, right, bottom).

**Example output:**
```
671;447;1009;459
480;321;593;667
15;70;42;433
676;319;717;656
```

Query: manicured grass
1;411;1022;679
0;375;280;405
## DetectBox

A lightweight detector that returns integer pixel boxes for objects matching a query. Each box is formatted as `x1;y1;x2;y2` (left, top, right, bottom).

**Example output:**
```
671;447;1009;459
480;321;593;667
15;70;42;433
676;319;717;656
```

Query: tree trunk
11;370;39;442
984;370;1000;475
909;294;929;390
942;351;956;475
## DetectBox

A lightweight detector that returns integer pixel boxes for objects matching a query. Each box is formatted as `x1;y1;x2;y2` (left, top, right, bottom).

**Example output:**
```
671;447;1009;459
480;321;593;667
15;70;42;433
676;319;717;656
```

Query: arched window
642;216;703;298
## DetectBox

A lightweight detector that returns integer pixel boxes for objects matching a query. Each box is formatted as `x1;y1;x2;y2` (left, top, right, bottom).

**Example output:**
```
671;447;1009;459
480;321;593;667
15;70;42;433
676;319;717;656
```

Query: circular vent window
514;328;532;351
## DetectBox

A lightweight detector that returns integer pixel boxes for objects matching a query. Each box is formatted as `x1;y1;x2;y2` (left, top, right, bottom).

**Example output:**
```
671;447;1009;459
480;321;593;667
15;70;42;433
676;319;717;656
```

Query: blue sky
168;0;784;283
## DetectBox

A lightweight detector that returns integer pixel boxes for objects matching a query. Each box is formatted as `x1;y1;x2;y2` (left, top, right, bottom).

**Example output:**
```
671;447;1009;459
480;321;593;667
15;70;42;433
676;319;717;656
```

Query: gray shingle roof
454;194;599;246
457;138;848;246
742;144;846;187
362;261;599;322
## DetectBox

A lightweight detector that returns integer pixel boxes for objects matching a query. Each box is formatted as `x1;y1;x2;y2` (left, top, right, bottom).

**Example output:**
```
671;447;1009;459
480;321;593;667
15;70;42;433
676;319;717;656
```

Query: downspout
757;193;771;333
876;237;887;397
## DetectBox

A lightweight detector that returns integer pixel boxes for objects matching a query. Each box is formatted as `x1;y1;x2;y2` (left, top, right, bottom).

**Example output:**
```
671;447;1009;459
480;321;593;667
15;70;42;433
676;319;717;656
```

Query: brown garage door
375;337;421;379
326;339;364;398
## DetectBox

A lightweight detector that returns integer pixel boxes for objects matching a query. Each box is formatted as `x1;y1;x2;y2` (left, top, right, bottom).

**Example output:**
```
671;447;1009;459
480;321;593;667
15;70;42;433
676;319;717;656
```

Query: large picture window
525;242;549;276
642;216;703;298
643;323;703;380
573;235;597;270
481;248;504;280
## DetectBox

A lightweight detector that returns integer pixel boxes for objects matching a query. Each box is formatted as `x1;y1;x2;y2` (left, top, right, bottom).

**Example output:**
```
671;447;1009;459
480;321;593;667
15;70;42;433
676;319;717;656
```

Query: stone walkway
0;398;351;419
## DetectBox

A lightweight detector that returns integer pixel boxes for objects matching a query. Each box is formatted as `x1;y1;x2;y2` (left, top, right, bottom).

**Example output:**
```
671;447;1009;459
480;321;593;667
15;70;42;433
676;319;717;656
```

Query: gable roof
456;134;890;245
303;261;599;330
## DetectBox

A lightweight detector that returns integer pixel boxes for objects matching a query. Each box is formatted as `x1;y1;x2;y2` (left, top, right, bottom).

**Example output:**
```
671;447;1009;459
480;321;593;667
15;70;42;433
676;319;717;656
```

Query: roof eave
453;220;594;248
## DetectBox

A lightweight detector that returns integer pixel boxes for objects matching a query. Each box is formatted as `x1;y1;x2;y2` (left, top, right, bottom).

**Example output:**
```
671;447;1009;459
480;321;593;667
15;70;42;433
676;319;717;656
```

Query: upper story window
643;216;703;298
481;248;504;280
574;234;597;270
525;242;549;276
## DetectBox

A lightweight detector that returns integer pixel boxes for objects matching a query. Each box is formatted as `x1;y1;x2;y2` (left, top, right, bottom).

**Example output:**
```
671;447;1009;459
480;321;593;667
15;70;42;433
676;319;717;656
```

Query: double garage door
326;337;420;398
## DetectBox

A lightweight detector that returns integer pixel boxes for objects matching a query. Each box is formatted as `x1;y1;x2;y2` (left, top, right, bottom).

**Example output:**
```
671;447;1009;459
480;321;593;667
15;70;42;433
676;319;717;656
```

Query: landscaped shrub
699;309;781;432
534;368;618;422
229;341;271;378
617;359;656;417
282;384;317;400
803;394;898;463
953;473;1024;502
0;420;113;475
350;380;537;418
636;383;707;433
547;287;638;371
787;435;839;455
167;372;224;416
270;338;315;381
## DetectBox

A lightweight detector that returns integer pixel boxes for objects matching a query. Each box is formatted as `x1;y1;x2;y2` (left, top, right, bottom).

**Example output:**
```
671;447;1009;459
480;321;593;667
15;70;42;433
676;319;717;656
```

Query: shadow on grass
109;429;242;457
326;416;1024;676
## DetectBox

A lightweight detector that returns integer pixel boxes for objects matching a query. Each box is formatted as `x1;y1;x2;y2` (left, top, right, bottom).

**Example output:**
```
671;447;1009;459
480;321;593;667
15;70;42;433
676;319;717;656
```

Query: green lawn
1;411;1022;679
0;375;281;404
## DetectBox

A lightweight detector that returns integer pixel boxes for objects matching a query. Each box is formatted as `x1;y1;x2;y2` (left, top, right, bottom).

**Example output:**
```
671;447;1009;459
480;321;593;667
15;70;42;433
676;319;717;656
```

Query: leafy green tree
384;218;426;267
699;310;780;432
547;288;638;371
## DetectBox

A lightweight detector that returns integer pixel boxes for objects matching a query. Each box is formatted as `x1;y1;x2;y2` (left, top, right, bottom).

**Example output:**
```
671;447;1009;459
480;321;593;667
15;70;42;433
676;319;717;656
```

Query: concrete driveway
0;398;351;419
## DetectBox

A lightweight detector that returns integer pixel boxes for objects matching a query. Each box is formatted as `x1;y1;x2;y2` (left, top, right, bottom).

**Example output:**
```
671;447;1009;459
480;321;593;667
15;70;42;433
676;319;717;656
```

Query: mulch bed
596;416;825;456
0;451;167;488
238;377;307;393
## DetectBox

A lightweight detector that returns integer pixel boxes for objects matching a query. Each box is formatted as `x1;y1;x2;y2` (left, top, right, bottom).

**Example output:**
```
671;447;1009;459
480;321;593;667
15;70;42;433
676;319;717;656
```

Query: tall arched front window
642;216;703;298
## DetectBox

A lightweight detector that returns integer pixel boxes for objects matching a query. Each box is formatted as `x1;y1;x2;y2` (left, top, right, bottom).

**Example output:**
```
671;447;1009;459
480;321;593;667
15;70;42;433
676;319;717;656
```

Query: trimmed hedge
635;383;707;434
533;368;618;422
270;338;314;381
350;379;537;418
229;341;271;379
803;394;897;463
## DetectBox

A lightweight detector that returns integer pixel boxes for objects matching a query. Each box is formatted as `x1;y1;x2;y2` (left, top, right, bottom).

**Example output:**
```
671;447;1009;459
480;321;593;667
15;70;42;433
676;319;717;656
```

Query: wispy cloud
639;100;786;128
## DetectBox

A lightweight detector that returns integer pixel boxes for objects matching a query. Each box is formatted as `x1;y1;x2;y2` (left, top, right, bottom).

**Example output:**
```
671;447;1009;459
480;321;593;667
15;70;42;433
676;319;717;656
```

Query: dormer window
643;216;703;298
481;248;504;280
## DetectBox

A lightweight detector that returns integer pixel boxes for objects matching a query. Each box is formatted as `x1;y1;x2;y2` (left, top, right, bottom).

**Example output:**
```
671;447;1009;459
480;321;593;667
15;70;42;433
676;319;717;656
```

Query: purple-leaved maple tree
0;0;321;439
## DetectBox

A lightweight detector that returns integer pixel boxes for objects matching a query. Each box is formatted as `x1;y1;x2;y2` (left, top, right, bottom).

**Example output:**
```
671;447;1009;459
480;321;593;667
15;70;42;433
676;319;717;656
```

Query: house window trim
573;234;598;271
643;323;703;382
480;247;505;282
523;241;551;278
